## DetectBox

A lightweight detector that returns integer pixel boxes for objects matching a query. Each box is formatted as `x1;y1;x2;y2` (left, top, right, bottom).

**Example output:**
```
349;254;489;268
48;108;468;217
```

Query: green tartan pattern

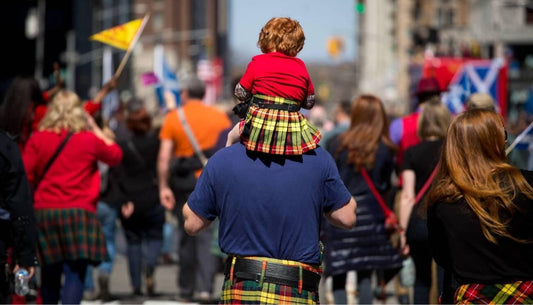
219;278;319;304
35;208;108;265
242;94;321;155
455;281;533;304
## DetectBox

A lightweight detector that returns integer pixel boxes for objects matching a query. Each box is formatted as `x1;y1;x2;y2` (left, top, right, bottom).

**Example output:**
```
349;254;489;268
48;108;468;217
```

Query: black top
115;130;160;213
401;139;442;194
428;169;533;285
328;137;394;196
0;132;37;267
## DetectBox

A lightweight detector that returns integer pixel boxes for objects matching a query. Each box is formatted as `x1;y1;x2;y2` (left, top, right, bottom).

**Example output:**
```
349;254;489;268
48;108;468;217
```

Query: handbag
168;107;209;197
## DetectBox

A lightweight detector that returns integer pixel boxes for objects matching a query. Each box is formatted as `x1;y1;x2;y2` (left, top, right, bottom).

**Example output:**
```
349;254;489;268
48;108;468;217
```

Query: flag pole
113;13;150;79
506;121;533;155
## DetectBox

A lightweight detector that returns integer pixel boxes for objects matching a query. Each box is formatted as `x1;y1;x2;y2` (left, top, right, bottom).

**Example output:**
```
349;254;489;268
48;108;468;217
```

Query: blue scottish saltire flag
153;45;180;109
440;58;507;116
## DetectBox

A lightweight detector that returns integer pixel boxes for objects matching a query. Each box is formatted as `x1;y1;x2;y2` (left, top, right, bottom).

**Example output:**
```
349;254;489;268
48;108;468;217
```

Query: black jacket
0;132;36;267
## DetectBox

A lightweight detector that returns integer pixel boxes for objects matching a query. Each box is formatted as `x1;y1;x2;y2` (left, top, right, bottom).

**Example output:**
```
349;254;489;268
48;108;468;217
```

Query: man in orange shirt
157;75;231;302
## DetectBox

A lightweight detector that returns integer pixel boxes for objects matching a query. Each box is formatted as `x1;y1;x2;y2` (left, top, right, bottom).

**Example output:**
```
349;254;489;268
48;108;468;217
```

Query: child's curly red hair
257;17;305;57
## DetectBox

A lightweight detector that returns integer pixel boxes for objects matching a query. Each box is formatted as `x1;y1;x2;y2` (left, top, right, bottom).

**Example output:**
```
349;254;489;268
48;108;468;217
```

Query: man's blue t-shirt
187;143;351;265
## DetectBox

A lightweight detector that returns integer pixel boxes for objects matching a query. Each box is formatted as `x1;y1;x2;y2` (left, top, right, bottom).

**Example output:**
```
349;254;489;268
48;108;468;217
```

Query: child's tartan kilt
241;95;321;155
35;208;108;265
455;280;533;304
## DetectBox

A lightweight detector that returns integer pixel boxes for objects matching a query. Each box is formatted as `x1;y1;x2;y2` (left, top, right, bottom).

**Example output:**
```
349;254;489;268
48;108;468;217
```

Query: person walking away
83;106;126;301
118;97;165;297
324;94;403;304
389;76;444;174
320;99;352;149
22;90;122;304
398;99;451;304
427;109;533;304
181;124;356;304
0;132;37;304
157;75;231;302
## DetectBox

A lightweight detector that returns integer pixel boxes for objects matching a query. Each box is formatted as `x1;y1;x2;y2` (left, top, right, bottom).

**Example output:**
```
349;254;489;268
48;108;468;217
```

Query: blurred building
17;0;227;111
132;0;228;110
357;0;533;118
356;0;399;113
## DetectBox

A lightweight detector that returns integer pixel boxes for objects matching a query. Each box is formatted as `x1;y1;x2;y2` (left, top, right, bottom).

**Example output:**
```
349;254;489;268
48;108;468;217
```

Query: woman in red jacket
23;90;122;305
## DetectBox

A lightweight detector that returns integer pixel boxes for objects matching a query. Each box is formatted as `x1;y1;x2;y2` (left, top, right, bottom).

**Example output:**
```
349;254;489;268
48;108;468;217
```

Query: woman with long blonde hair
427;109;533;304
323;94;403;304
23;90;122;304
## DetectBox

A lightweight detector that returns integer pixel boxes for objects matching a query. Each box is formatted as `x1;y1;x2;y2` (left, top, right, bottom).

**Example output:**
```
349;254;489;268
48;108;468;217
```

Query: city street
80;225;402;305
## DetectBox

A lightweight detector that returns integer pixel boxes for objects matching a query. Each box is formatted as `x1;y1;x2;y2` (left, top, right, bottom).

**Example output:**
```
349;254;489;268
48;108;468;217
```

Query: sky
228;0;357;65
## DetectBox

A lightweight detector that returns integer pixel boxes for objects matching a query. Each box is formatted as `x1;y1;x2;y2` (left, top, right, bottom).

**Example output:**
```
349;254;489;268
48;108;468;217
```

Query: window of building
526;7;533;24
152;12;163;31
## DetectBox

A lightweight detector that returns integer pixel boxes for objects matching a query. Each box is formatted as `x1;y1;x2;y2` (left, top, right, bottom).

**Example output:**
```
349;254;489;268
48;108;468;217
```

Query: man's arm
183;203;212;236
325;197;356;230
157;139;175;210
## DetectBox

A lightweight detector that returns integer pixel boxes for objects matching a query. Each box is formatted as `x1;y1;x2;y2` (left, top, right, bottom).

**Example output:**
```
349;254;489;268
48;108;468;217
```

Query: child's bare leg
226;122;241;147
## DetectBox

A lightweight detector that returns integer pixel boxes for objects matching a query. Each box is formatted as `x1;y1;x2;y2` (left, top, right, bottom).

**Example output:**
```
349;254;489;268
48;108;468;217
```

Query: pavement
79;225;405;305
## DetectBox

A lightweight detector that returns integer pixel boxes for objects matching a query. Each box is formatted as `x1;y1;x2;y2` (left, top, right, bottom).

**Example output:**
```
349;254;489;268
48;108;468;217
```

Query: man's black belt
224;257;321;292
251;101;301;112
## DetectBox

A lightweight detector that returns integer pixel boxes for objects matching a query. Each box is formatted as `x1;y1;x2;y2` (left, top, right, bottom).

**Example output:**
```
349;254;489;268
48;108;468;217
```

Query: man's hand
160;187;175;211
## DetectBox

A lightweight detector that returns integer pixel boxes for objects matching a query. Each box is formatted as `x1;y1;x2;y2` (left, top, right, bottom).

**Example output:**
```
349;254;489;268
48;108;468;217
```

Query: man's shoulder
188;101;227;115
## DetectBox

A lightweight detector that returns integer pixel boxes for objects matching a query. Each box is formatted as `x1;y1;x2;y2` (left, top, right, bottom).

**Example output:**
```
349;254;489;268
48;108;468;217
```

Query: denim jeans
121;204;164;290
41;260;89;304
84;201;118;291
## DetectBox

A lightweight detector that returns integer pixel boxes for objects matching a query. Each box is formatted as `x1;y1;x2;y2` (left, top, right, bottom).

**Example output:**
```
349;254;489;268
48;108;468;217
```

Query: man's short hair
339;100;352;115
182;75;206;99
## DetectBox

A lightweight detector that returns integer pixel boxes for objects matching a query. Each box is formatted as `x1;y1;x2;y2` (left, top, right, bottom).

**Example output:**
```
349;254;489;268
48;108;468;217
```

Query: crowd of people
1;16;533;305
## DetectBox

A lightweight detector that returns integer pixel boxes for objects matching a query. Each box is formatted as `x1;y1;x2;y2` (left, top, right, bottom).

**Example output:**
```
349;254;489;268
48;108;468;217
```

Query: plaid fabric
35;208;108;265
220;256;322;304
241;94;321;155
219;279;319;304
455;281;533;304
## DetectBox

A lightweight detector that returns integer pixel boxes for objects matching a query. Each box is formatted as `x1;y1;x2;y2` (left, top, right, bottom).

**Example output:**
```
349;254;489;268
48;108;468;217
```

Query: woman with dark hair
399;99;451;304
427;109;533;304
324;94;403;304
0;71;115;152
117;97;164;297
0;76;49;150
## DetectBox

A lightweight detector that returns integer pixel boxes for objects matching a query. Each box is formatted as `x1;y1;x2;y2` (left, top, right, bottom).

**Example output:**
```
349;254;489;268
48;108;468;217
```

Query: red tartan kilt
455;281;533;304
35;208;108;265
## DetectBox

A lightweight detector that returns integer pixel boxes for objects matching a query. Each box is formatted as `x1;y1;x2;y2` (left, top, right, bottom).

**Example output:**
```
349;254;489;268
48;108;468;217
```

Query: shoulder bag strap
176;107;208;167
414;164;438;204
126;139;146;168
36;131;73;187
359;166;393;217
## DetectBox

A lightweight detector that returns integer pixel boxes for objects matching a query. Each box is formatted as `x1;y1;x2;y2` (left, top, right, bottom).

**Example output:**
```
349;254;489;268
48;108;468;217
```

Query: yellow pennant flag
90;18;143;50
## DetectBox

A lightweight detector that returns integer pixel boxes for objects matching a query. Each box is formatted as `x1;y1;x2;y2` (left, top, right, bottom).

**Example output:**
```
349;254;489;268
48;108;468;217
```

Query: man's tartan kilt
455;281;533;304
35;208;108;265
241;95;321;155
220;256;322;304
219;279;319;305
